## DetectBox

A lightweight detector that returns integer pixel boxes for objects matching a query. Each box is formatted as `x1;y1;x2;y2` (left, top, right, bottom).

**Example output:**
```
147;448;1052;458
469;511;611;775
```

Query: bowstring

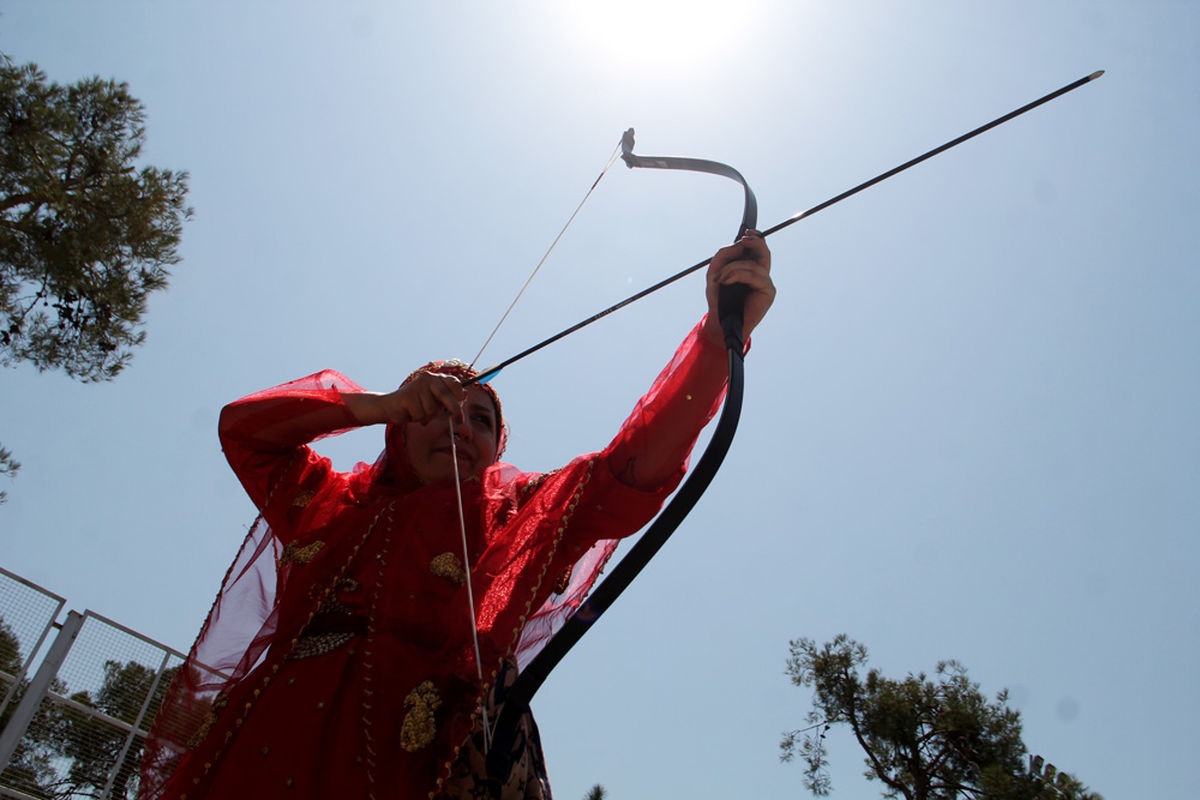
454;136;626;748
467;137;626;371
447;414;492;753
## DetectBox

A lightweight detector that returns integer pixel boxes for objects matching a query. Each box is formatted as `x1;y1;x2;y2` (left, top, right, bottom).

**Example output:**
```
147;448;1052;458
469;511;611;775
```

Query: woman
140;233;774;800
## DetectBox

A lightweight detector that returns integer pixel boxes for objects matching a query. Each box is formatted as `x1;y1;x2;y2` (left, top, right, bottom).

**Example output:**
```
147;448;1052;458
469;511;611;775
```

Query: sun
554;0;763;82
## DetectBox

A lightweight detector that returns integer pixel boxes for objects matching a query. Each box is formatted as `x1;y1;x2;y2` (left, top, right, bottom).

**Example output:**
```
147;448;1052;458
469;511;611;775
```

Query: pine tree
781;635;1100;800
0;57;190;501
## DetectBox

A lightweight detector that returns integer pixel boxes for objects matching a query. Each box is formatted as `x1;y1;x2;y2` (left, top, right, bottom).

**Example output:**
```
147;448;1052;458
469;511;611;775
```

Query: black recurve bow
475;69;1105;781
486;130;760;781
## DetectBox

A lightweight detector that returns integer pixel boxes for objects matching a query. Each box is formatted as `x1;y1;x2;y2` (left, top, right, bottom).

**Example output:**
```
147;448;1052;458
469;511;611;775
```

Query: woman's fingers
707;235;772;296
392;373;468;424
422;375;466;421
711;230;770;271
713;261;773;287
703;230;776;344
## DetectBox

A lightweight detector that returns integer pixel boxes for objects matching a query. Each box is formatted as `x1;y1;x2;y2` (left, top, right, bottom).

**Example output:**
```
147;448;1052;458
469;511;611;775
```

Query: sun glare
556;0;762;82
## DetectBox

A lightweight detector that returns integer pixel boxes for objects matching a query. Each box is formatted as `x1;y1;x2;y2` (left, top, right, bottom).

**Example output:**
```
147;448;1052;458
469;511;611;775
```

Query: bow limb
620;128;759;244
486;134;757;780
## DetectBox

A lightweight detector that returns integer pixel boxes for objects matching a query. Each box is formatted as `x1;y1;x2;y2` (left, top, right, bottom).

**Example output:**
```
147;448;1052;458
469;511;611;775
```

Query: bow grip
717;282;749;352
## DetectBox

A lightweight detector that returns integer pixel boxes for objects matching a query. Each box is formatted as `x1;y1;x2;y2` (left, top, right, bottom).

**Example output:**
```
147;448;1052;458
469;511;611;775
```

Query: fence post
0;609;85;770
99;646;174;798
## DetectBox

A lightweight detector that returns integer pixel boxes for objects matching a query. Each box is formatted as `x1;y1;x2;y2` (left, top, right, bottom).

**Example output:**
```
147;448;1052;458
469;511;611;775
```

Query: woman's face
403;386;500;484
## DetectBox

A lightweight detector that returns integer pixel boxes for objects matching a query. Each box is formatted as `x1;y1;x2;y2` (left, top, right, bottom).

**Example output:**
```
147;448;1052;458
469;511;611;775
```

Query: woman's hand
702;230;775;348
343;372;468;427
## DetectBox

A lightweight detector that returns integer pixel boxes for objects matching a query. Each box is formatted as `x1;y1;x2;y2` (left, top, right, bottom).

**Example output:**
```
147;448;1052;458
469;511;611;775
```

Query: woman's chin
415;454;477;484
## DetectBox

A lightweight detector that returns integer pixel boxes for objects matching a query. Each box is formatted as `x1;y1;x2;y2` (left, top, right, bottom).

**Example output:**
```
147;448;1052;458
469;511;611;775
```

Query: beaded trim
186;500;394;791
185;692;229;750
432;456;597;797
188;454;599;797
172;450;303;764
362;504;397;797
517;469;558;502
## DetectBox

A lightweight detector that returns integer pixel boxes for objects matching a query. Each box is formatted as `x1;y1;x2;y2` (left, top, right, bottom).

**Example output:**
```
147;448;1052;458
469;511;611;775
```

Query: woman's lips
435;446;473;465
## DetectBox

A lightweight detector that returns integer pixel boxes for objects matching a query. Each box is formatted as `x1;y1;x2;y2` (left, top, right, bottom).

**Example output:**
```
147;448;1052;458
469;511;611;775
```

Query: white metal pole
0;610;84;772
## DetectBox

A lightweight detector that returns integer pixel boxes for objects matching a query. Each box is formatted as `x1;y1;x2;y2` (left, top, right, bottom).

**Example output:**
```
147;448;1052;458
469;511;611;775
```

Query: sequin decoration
315;592;353;617
400;680;442;752
292;489;315;508
552;564;573;595
429;552;466;585
186;692;229;749
279;540;324;565
287;631;357;660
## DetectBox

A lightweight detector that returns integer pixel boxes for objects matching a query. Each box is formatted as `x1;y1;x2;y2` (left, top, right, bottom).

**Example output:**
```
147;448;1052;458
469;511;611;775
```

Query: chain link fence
0;569;185;800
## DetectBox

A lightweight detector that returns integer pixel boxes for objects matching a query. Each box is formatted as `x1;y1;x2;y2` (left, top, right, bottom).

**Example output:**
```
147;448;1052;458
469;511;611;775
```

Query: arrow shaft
469;70;1103;386
763;70;1104;238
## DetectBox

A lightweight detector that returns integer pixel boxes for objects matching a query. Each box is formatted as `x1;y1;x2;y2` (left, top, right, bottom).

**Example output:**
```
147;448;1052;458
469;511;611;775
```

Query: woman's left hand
702;230;776;347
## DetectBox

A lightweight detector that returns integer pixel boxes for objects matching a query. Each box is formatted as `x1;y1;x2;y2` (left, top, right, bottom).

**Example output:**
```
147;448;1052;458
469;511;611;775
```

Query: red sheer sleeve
141;371;377;798
488;317;738;666
217;370;365;536
602;314;730;490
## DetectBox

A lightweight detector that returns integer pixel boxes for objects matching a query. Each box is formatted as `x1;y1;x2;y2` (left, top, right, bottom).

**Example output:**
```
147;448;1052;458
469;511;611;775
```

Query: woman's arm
606;231;775;490
219;367;486;510
216;369;388;517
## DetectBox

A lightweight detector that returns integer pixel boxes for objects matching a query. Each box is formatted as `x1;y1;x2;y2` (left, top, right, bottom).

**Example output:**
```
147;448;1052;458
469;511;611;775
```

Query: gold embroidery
287;631;356;660
292;489;315;508
184;505;397;795
508;457;595;651
186;693;229;749
520;474;546;497
287;584;364;659
429;552;466;585
400;680;442;752
280;540;324;565
435;459;597;795
186;719;212;749
552;564;573;595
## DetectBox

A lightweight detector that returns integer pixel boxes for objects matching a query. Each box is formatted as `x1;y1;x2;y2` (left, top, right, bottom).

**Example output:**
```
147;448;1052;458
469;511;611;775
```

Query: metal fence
0;568;65;727
0;569;185;800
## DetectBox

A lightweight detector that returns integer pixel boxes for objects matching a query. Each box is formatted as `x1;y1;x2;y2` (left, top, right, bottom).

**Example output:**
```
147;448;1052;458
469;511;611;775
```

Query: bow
486;131;760;779
478;69;1105;780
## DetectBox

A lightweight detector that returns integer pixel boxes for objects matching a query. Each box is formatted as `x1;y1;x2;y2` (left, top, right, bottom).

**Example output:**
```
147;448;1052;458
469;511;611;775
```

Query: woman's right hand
702;230;775;348
342;372;469;427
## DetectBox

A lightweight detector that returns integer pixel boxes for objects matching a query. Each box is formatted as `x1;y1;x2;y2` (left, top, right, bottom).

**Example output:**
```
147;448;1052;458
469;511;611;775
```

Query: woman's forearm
605;319;731;491
218;390;361;453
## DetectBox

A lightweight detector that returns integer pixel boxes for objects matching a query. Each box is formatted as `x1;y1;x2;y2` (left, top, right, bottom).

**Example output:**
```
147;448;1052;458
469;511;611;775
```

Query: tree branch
845;691;914;800
929;780;981;798
0;192;41;213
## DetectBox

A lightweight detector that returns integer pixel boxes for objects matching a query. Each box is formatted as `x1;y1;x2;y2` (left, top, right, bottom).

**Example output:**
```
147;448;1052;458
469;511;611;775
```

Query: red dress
140;321;728;800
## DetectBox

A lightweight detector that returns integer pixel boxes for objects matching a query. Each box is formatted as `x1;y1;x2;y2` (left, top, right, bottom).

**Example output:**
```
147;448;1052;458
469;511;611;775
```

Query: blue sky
2;2;1197;797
